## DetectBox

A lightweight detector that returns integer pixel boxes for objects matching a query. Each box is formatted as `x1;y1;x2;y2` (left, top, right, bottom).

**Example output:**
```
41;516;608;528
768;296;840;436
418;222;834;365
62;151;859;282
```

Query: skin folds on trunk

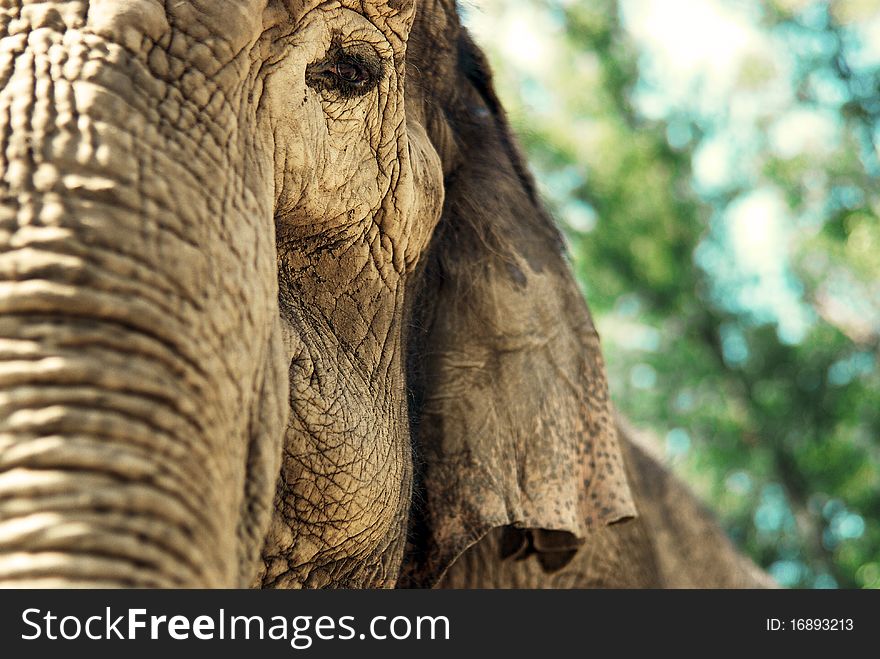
0;4;286;587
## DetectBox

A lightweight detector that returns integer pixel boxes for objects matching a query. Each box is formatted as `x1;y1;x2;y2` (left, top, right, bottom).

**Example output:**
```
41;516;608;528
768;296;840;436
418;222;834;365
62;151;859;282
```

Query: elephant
0;0;771;589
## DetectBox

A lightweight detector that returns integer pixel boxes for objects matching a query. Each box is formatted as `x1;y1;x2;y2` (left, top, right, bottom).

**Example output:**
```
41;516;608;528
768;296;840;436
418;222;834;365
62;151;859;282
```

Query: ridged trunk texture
0;4;285;586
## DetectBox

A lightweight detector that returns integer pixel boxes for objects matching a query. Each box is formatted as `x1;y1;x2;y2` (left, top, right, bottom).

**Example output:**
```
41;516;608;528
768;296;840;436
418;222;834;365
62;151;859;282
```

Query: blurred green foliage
464;0;880;588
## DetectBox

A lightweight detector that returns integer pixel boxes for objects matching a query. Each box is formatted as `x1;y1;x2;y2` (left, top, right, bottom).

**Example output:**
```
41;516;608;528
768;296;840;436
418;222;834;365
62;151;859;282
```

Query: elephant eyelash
306;45;386;99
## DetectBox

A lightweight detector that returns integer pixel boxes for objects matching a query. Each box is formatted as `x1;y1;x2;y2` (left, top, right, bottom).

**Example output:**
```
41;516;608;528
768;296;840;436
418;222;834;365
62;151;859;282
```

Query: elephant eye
306;45;385;99
334;59;368;85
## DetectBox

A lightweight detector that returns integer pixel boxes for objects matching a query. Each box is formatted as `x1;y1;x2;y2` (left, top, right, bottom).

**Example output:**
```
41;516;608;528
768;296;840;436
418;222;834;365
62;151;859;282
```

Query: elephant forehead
85;0;270;59
285;0;415;37
81;1;412;68
285;0;411;15
86;0;169;50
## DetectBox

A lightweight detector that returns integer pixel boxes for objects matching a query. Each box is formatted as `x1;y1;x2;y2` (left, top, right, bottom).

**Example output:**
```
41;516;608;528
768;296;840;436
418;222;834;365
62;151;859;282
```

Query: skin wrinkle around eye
305;41;386;98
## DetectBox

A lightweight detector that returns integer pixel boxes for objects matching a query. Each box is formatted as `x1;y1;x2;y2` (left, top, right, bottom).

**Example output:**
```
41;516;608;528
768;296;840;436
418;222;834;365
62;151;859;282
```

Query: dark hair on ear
406;22;569;436
454;30;544;211
440;30;566;269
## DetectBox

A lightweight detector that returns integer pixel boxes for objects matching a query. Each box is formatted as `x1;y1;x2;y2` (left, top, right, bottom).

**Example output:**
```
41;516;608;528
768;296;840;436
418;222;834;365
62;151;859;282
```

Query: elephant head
0;0;634;588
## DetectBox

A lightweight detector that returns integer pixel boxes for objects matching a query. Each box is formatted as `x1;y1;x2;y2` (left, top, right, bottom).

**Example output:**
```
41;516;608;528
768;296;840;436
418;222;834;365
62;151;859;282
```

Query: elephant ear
400;27;636;587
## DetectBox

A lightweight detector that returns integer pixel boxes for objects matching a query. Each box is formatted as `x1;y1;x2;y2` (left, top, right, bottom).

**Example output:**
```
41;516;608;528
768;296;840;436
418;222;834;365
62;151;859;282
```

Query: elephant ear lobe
399;29;636;589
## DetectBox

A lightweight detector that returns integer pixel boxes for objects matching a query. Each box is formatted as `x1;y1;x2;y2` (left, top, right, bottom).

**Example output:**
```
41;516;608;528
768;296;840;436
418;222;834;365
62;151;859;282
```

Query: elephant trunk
0;245;226;587
0;19;281;586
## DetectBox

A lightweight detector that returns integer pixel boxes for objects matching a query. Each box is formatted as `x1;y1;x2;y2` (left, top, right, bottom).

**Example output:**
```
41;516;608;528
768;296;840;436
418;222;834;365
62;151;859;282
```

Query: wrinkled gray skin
439;421;776;588
0;0;770;589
